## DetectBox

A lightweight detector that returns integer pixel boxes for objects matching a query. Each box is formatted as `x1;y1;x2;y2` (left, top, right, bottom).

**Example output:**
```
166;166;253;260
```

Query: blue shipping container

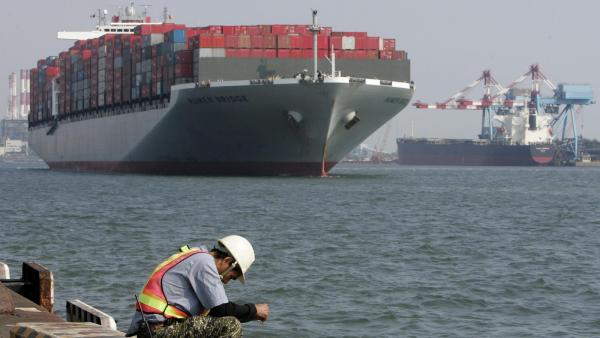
169;30;186;43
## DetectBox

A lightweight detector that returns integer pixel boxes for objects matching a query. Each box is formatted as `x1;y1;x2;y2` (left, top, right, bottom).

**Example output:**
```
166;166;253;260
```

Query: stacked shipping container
29;23;407;124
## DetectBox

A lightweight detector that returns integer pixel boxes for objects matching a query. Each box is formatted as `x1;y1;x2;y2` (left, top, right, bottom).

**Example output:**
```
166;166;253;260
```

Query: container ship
400;67;593;167
396;139;557;166
397;95;559;166
27;5;413;175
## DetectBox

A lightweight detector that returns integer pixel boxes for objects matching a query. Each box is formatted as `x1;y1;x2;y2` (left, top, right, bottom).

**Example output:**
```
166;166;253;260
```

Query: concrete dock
1;262;125;338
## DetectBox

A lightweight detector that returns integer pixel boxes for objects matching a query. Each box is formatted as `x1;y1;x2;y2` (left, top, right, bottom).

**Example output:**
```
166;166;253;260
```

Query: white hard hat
217;235;255;283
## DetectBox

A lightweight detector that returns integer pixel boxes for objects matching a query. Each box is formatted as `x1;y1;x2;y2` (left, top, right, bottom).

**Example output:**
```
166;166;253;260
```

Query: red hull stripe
532;156;554;164
47;161;338;176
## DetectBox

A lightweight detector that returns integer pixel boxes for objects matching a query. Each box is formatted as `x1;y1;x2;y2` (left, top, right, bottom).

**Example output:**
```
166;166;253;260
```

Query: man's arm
209;302;257;322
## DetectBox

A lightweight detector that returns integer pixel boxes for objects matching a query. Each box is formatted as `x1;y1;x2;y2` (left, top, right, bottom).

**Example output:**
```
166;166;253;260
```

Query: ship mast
309;10;321;81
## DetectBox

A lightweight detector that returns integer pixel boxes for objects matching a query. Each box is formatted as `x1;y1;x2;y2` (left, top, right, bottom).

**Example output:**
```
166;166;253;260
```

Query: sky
1;0;598;152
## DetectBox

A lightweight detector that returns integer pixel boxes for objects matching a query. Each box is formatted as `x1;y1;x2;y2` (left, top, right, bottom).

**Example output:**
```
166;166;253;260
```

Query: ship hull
396;139;558;166
30;78;412;175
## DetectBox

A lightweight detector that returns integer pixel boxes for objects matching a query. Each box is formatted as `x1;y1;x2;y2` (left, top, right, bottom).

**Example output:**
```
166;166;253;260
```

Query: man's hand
255;303;269;322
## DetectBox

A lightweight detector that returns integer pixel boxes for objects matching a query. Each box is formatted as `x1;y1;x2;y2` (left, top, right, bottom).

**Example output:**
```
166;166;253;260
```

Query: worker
126;235;269;338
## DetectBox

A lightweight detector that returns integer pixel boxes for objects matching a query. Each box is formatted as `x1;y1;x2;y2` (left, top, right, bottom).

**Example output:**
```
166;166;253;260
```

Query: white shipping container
150;33;164;46
378;37;384;51
198;48;226;58
342;36;355;50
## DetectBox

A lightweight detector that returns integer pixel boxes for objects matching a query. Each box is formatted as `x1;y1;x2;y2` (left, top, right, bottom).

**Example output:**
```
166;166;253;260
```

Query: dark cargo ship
397;138;557;166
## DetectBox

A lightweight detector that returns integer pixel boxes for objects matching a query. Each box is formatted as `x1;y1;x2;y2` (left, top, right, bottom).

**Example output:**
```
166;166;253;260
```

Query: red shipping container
379;51;393;59
355;50;368;59
257;25;272;34
46;67;60;78
290;35;305;49
330;36;342;50
320;27;332;36
393;50;406;60
366;37;380;50
263;49;276;58
294;25;310;35
250;35;263;49
207;25;222;34
354;37;367;50
225;49;239;57
238;35;251;49
277;49;290;58
383;39;395;51
332;31;368;38
212;34;225;48
174;64;192;77
250;49;263;58
277;35;292;49
198;34;225;48
82;49;92;60
225;35;239;48
301;50;328;58
235;25;259;35
262;35;277;49
339;50;353;59
290;50;303;58
222;26;236;35
237;49;250;58
319;35;330;49
249;26;261;35
366;50;379;59
176;50;193;63
135;23;186;36
271;25;290;35
199;35;213;48
99;34;116;45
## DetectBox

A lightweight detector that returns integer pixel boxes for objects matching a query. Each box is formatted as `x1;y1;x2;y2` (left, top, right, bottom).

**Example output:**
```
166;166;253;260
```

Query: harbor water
1;163;599;337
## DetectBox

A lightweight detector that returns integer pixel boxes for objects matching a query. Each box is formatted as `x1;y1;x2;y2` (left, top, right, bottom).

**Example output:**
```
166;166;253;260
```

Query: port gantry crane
413;64;594;164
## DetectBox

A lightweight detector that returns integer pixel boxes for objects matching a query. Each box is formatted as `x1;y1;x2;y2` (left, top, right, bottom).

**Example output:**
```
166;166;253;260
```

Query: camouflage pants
139;316;242;338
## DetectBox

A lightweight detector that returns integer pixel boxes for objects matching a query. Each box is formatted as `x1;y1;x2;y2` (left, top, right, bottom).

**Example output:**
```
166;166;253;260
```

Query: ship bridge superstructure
57;2;167;40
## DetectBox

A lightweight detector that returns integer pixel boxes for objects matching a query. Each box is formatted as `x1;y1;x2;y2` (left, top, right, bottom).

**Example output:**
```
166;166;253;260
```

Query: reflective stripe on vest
137;247;206;319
